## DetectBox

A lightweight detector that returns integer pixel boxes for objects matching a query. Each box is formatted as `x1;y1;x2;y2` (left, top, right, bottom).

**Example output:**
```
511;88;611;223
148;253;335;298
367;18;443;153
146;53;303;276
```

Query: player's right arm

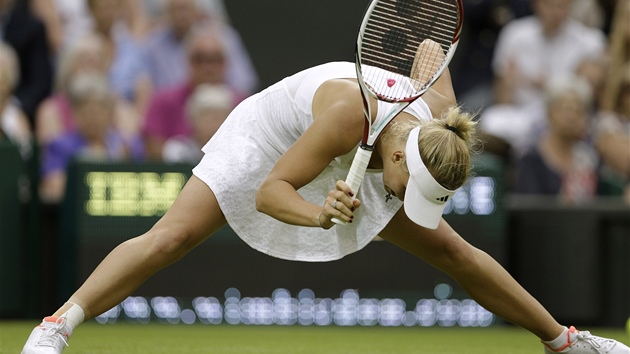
255;79;365;228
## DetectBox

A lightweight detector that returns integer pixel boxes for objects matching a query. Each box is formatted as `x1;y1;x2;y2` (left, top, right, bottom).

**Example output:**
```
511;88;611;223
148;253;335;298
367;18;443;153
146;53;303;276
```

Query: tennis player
22;61;629;354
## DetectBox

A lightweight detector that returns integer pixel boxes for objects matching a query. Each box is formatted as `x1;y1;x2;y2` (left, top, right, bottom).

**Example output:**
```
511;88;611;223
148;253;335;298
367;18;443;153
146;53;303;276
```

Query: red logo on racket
387;79;396;87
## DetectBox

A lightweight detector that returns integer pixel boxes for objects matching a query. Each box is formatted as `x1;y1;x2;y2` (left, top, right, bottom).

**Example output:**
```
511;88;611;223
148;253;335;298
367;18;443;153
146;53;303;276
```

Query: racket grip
331;147;373;225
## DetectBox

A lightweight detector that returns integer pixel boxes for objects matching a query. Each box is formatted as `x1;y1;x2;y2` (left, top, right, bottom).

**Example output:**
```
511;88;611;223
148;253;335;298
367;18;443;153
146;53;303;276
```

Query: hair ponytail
381;106;479;190
419;106;479;190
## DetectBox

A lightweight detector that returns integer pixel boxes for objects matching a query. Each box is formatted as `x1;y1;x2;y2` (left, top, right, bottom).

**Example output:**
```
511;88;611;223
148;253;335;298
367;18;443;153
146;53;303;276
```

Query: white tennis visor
404;126;456;229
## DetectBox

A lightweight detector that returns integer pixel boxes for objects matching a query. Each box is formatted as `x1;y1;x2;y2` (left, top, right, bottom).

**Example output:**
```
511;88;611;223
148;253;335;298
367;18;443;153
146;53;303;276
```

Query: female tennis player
22;61;628;354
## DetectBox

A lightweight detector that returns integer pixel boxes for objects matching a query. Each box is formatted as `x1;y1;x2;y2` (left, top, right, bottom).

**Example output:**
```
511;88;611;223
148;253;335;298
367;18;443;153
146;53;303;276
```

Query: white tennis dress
192;61;432;262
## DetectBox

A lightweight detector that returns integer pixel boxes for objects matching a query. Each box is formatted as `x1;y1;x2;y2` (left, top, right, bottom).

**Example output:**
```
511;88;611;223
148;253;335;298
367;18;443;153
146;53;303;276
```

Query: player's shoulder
313;78;362;113
311;78;364;141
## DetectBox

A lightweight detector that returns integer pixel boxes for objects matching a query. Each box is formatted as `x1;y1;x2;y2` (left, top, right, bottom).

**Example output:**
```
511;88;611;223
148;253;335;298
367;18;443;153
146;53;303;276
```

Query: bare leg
53;176;226;320
380;210;564;341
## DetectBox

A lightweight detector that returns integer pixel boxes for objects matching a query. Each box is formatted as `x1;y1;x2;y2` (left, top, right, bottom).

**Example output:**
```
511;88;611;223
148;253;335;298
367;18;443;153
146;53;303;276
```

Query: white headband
403;126;456;229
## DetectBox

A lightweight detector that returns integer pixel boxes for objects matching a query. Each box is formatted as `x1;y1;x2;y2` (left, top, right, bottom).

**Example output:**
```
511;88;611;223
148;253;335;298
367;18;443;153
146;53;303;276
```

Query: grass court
1;321;628;353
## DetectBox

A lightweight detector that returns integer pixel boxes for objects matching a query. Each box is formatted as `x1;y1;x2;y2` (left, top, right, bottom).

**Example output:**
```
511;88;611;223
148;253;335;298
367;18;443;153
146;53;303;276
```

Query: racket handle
331;147;373;225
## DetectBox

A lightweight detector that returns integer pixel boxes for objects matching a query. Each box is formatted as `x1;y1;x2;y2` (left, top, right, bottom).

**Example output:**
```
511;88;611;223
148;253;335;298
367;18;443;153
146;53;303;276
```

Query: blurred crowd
0;0;628;205
456;0;630;204
0;0;257;204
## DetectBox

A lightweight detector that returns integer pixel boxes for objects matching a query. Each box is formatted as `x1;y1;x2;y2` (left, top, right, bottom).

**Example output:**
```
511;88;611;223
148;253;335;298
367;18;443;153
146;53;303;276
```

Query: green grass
1;321;628;354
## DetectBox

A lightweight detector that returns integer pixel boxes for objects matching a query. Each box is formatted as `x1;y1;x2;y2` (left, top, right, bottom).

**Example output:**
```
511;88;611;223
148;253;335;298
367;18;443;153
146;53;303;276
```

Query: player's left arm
256;79;364;227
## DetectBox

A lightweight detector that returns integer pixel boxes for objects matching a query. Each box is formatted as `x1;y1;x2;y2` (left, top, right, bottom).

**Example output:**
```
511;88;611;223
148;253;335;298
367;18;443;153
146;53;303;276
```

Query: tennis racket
332;0;463;225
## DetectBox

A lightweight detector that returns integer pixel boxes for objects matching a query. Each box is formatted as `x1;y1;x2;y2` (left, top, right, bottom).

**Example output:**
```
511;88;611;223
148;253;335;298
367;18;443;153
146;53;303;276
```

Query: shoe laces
574;330;617;354
37;317;70;348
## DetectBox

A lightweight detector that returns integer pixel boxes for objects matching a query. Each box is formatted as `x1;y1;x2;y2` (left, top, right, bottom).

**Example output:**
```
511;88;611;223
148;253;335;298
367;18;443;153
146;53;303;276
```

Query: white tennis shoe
21;316;72;354
543;326;630;354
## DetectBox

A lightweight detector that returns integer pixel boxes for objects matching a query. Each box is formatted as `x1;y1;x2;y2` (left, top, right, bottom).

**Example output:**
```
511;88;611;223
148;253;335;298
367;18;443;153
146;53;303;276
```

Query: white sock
543;326;572;351
59;302;85;331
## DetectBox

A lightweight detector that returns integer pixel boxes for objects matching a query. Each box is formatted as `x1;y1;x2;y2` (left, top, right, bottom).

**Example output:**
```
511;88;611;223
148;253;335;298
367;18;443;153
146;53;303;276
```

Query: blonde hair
383;106;478;190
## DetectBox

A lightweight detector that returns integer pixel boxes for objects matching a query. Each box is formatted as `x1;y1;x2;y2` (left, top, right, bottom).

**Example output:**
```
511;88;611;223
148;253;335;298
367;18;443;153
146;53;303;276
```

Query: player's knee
144;225;196;263
438;235;479;274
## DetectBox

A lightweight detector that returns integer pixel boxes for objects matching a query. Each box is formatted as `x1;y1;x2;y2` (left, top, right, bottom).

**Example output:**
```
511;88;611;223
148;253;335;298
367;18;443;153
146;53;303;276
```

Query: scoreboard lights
95;287;495;328
84;172;187;217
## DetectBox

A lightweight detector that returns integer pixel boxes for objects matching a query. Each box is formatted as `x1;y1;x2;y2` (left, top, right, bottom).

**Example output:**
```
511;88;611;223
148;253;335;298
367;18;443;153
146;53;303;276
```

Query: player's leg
22;175;226;353
380;210;562;340
380;209;630;353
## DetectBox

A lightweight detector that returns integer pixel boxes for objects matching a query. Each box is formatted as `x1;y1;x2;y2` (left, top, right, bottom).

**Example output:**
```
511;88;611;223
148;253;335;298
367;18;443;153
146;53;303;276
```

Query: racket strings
359;0;460;99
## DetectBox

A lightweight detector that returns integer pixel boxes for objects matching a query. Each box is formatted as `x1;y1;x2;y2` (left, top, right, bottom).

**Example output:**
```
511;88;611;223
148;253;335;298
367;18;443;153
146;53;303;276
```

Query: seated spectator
513;75;600;204
0;41;31;159
35;33;140;146
85;0;151;113
492;0;606;110
0;0;53;126
142;0;259;95
39;73;144;204
162;84;233;164
142;23;246;160
481;0;607;160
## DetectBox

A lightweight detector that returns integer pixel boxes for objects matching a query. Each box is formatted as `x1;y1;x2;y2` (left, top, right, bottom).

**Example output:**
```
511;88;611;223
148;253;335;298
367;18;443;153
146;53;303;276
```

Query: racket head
356;0;463;102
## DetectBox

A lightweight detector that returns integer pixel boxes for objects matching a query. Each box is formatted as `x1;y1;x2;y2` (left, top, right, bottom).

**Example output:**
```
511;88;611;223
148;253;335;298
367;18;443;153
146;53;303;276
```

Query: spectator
492;0;606;110
0;41;31;158
480;0;607;159
513;75;600;204
0;0;53;126
162;84;232;164
142;0;259;95
142;23;245;160
35;33;140;146
29;0;153;55
39;73;144;204
85;0;151;113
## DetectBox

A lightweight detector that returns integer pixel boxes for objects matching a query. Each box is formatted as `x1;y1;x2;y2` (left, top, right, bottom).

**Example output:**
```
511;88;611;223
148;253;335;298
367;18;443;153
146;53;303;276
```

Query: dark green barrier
509;196;630;327
0;141;25;317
